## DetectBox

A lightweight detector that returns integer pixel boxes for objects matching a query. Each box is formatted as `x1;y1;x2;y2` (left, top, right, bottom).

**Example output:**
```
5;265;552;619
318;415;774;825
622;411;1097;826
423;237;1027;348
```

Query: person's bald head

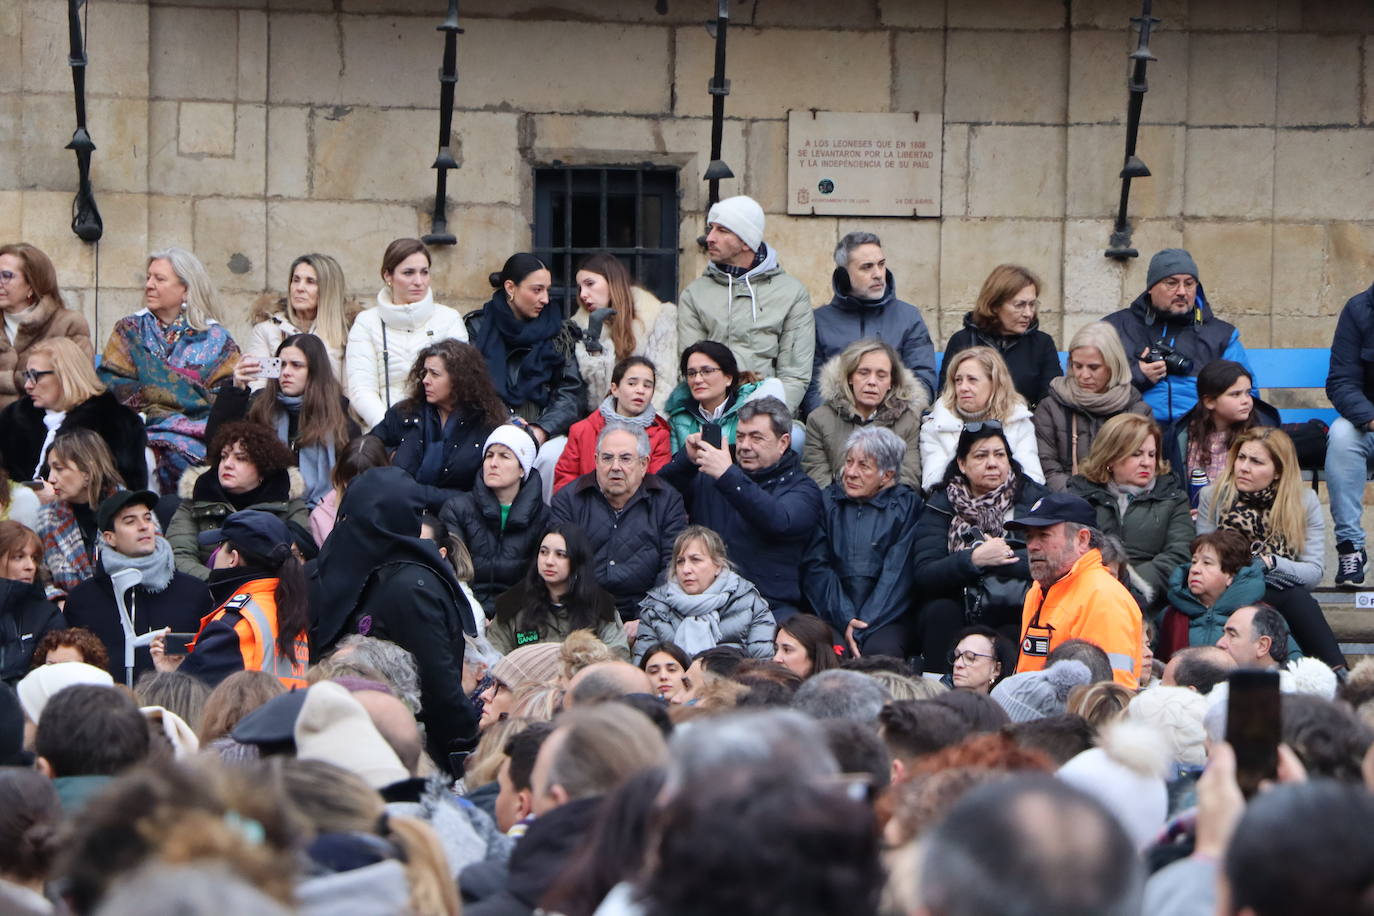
1161;646;1236;693
352;689;423;775
565;661;653;709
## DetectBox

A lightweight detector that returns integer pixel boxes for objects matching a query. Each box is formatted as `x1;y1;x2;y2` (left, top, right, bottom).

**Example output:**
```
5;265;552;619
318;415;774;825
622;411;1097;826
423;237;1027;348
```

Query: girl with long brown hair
571;252;679;413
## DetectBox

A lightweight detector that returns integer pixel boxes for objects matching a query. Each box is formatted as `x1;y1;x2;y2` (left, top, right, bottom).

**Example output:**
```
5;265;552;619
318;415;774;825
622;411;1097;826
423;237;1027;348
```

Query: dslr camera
1144;341;1193;375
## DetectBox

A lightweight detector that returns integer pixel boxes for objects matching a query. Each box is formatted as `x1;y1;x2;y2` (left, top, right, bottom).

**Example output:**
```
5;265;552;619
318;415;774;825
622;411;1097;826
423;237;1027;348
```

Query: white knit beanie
483;425;538;480
1127;685;1208;768
707;196;766;252
16;662;114;724
1057;722;1169;851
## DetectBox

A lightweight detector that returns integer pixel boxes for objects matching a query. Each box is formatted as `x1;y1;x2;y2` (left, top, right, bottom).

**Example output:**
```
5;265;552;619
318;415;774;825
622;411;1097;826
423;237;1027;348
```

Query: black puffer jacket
549;473;687;620
439;471;549;618
0;391;148;490
0;579;65;684
372;402;498;506
941;312;1062;408
464;301;585;440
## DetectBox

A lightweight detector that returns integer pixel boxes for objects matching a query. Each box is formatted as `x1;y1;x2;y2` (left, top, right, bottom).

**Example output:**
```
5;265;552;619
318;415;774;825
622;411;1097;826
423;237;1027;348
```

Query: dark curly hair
403;339;509;427
31;626;110;671
208;420;297;480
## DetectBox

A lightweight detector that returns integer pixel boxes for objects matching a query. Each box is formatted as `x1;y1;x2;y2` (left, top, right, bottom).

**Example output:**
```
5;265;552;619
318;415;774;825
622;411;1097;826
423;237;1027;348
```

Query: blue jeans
1325;417;1374;548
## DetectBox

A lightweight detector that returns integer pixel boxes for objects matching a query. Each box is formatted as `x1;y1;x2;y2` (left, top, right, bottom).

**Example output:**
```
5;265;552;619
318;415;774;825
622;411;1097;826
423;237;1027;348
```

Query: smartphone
18;479;45;490
1226;669;1281;798
163;633;197;655
258;357;283;379
702;422;723;450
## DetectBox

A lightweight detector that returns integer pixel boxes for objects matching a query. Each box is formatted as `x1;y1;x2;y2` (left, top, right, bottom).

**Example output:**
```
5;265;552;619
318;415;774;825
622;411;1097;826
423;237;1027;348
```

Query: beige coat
0;296;93;409
802;351;929;490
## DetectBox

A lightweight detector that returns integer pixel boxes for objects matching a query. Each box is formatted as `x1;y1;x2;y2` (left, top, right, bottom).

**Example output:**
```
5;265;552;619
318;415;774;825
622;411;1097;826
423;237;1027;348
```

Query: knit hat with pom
991;660;1091;723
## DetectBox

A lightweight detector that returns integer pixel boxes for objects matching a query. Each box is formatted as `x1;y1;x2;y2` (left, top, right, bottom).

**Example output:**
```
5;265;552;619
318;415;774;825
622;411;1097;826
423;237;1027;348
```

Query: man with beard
1007;493;1143;688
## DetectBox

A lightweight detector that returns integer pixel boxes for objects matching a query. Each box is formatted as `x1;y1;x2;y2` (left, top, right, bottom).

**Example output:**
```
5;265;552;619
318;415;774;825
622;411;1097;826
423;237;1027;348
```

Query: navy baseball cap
97;489;159;532
197;509;292;560
1005;493;1097;530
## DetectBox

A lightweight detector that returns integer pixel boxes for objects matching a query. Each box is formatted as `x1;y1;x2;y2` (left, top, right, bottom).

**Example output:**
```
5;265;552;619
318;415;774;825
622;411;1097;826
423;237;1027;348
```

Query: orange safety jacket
1016;548;1143;689
190;577;309;689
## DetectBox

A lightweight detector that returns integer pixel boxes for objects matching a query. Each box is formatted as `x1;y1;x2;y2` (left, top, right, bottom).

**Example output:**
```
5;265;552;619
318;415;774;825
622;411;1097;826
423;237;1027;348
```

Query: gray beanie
1146;248;1199;291
991;660;1092;723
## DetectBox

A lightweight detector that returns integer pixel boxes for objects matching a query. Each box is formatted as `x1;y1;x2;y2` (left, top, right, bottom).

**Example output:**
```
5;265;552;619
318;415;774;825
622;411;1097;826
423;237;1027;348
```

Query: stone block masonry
4;0;1374;354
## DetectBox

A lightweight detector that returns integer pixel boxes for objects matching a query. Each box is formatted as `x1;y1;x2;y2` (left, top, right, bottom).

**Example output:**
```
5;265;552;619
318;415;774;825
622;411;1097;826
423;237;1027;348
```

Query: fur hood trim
818;349;927;422
177;464;307;501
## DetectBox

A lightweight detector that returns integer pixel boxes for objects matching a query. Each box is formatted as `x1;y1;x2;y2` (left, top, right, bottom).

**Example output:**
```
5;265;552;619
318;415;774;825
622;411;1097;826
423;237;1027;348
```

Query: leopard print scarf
1216;483;1293;559
945;475;1018;553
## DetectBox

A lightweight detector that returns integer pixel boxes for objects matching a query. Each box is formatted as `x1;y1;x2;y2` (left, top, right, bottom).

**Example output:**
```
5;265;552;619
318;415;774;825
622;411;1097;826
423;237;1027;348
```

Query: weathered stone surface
1366;37;1374;126
1141;31;1191;126
149;101;266;198
1299;0;1374;31
23;0;149;98
1274;130;1374;222
846;218;941;311
527;114;747;214
1069;30;1129;125
92;193;152;293
942;124;970;217
364;0;701;21
675;27;890;120
1120;220;1185;298
148;196;196;255
967;125;1066;218
1270;316;1335;348
265;199;426;300
1270;223;1327;318
1188;33;1278;126
763;215;843;307
150;6;239;101
267;107;309;198
754;0;880;28
938;218;1064;320
0;192;21;243
1227;313;1272;348
1277;34;1360;126
239;11;269;103
944;31;1068;123
1062;219;1125;314
1324;222;1374;316
1181;221;1274;316
429;205;528;304
1071;0;1188;30
20;192;96;285
454;19;669;115
0;97;18;191
948;0;1066;29
194;198;268;292
337;16;445;109
0;0;21;95
1065;124;1184;219
20;96;149;195
313;108;463;203
267;14;342;106
179;102;238;158
745;119;789;215
1183;128;1275;219
1190;0;1279;30
893;31;946;116
880;0;945;28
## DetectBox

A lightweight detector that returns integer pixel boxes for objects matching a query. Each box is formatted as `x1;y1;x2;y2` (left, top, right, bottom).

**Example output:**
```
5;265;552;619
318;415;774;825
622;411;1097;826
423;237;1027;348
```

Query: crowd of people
2;193;1374;913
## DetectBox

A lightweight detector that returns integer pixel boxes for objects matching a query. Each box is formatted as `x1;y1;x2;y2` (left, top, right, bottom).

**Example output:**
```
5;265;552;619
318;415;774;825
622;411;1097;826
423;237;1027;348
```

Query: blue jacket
660;448;823;611
1327;283;1374;428
803;268;937;414
801;481;922;642
1102;286;1254;424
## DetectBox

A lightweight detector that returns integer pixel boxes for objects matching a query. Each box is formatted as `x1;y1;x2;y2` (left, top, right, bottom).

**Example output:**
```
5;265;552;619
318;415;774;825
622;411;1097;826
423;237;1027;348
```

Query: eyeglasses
596;453;640;467
22;369;53;385
947;649;997;666
1005;298;1040;312
0;270;19;284
962;420;1004;433
1158;277;1197;292
684;366;722;380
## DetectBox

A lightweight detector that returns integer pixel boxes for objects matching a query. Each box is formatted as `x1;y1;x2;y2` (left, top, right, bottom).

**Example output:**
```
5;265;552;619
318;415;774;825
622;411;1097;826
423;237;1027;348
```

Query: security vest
191;577;308;689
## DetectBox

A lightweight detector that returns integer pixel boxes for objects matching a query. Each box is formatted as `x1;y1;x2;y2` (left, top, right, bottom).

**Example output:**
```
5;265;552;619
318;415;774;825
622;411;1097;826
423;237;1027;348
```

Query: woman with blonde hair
1067;413;1193;611
247;253;352;380
571;252;678;413
0;242;93;411
803;338;929;489
919;346;1043;492
941;263;1062;407
1197;427;1345;669
1033;321;1152;491
635;525;775;663
98;247;240;491
2;336;148;494
35;429;124;600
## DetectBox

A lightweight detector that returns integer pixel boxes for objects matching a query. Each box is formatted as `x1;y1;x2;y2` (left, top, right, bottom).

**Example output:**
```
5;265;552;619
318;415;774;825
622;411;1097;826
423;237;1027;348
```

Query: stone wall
5;0;1374;361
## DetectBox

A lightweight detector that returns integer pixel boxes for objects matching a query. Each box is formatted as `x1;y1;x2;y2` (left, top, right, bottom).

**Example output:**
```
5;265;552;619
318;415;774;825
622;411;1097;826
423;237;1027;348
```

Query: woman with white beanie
438;425;549;618
345;239;468;430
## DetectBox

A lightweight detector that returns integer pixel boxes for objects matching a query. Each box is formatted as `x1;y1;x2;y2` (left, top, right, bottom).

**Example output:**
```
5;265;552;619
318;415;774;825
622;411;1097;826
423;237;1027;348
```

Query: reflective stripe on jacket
192;577;308;688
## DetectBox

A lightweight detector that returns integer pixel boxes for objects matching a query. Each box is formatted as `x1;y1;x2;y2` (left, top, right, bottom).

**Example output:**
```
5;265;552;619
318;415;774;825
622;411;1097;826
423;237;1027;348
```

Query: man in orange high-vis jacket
1008;493;1143;689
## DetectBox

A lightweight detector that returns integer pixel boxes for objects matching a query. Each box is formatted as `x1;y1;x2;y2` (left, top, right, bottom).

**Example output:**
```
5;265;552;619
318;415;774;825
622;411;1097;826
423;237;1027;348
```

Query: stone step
1314;590;1374;659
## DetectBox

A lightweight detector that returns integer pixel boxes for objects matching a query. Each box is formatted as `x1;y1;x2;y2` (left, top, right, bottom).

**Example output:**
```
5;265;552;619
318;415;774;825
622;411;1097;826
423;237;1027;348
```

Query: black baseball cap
96;490;160;532
1005;493;1097;530
230;687;308;751
197;509;292;560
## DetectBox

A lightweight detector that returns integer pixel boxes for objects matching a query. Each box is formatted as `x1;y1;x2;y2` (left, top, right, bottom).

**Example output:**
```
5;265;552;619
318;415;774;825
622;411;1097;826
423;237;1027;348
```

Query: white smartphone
258;357;283;379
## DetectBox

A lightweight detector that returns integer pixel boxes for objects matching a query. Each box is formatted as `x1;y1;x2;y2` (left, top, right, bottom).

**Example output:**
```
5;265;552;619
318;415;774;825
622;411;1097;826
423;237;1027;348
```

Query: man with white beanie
677;195;814;411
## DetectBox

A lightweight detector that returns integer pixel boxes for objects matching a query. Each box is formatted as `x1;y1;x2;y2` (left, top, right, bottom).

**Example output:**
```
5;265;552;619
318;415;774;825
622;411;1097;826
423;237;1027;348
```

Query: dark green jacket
1068;472;1195;610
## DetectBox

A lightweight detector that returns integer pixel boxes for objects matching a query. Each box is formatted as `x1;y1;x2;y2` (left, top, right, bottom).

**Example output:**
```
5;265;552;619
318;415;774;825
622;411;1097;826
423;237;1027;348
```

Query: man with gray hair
793;669;892;724
803;230;937;414
802;426;923;658
1006;492;1144;688
662;397;822;620
1216;603;1289;670
551;423;687;624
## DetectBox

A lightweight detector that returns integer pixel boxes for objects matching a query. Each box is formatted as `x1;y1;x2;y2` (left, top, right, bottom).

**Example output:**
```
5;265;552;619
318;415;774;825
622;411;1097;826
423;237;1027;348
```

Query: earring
180;300;188;311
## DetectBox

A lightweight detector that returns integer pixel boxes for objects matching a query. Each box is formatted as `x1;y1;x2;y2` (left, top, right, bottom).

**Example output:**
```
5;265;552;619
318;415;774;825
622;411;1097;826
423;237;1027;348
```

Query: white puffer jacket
345;288;467;429
919;399;1044;493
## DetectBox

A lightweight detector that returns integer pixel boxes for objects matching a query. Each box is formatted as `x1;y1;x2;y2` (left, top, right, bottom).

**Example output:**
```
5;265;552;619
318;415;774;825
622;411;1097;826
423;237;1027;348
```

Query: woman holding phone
664;340;785;452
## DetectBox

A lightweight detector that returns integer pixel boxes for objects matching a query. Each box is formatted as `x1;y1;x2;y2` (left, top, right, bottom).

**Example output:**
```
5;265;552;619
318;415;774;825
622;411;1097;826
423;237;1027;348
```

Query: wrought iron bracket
1105;0;1160;261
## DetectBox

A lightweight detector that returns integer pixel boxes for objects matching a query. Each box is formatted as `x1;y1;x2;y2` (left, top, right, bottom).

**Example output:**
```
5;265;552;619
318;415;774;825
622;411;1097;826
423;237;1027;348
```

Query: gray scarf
276;394;335;507
598;395;657;431
660;568;744;657
99;537;175;593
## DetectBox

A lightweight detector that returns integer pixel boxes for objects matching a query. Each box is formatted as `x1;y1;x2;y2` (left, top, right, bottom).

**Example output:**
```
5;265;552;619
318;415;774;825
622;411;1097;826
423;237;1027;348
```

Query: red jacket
553;410;673;492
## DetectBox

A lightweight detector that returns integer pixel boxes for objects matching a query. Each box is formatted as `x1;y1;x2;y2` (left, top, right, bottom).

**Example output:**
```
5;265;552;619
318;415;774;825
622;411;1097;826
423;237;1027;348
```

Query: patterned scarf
1216;483;1293;559
945;475;1018;553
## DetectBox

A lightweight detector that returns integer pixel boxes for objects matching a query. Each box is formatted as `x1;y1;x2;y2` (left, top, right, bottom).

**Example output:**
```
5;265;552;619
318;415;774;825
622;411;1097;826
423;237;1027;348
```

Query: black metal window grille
532;166;680;316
